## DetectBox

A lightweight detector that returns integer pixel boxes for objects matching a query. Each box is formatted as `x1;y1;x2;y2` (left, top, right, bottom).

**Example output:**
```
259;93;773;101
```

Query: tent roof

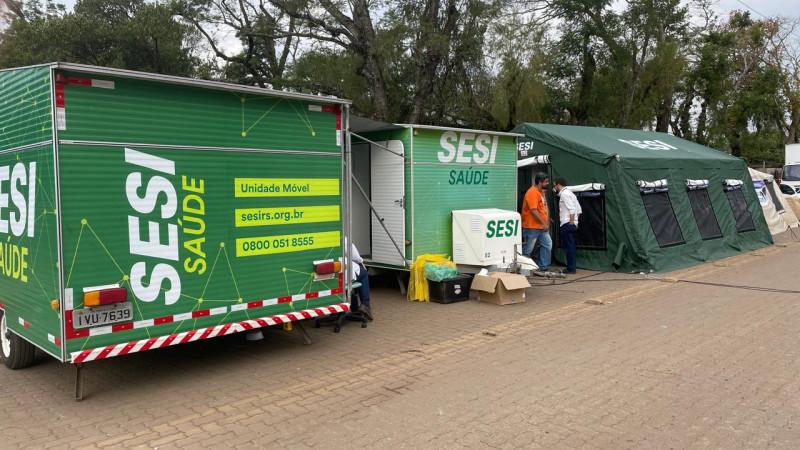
748;167;775;182
512;123;742;166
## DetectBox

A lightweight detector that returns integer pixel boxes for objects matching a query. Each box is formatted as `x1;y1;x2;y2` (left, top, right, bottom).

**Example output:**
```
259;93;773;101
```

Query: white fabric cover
568;183;605;192
686;179;709;189
723;179;743;188
517;155;550;167
636;179;668;189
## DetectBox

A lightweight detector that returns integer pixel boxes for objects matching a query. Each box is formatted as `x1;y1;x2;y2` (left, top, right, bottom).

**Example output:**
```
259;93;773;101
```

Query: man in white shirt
554;177;582;274
348;240;372;320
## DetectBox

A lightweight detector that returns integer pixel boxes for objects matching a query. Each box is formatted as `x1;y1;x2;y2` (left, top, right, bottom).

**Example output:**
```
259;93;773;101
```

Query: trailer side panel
0;67;62;358
409;129;517;259
54;71;346;357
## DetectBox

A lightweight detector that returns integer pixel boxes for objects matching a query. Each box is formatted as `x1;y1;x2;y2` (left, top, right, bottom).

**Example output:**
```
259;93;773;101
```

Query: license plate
74;303;133;329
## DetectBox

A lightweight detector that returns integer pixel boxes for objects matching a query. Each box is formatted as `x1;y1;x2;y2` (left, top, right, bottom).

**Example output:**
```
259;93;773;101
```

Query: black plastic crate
429;274;473;304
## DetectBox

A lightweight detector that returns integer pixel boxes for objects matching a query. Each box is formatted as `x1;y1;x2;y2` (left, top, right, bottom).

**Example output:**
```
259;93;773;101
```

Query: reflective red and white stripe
315;104;342;146
54;72;116;130
70;303;349;363
64;284;344;340
48;333;62;347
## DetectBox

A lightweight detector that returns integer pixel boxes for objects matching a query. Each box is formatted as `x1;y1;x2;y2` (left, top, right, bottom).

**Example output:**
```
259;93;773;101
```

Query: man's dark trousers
560;223;577;273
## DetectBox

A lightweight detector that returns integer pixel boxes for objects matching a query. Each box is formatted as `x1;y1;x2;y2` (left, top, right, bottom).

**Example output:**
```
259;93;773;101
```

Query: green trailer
349;120;521;269
0;63;354;392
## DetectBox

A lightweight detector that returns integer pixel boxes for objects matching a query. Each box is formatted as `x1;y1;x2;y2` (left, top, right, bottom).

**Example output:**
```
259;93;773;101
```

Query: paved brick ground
1;242;800;449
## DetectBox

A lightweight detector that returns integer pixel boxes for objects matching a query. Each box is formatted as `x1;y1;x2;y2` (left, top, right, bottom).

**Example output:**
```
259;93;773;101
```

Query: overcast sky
712;0;797;18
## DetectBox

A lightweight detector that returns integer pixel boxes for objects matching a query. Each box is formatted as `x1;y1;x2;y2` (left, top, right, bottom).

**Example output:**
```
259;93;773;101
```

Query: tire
1;311;36;370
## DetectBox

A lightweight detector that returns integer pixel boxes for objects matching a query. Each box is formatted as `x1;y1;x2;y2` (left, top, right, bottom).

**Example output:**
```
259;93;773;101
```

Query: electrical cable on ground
527;271;800;295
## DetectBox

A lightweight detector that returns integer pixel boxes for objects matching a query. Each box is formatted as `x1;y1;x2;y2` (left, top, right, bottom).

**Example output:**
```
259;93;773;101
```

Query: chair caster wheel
361;322;367;328
334;326;341;333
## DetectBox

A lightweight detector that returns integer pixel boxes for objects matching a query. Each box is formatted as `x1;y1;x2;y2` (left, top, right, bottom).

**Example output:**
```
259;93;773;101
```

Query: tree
235;0;507;122
176;0;298;88
0;0;199;76
766;18;800;144
675;11;786;163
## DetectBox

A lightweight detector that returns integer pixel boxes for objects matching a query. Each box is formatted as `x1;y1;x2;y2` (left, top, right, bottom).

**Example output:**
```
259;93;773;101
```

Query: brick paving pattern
1;242;799;449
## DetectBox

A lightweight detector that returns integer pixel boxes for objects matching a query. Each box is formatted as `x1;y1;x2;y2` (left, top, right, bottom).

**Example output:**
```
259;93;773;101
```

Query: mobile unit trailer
349;120;521;269
0;64;354;392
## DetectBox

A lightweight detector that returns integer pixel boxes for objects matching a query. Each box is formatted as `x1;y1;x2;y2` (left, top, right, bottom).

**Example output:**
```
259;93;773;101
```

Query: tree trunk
408;0;458;124
574;32;595;126
655;93;672;133
351;0;390;121
787;100;800;144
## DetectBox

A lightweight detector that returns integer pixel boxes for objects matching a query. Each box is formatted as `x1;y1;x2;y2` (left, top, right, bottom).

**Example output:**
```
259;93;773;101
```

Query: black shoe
359;305;374;321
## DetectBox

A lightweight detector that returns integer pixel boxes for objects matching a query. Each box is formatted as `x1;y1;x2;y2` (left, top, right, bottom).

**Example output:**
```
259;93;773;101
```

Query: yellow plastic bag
407;254;456;302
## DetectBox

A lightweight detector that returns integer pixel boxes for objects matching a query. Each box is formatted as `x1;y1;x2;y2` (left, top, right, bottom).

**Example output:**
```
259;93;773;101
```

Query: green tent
512;123;773;272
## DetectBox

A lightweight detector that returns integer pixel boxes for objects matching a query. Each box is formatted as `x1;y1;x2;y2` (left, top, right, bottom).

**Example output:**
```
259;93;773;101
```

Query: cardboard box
470;272;531;305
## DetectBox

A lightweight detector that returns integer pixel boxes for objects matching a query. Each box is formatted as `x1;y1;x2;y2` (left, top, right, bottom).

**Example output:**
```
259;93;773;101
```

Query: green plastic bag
424;261;458;282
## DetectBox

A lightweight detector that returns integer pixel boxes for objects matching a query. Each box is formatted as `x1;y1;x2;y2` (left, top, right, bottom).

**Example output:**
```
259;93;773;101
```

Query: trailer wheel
0;312;36;370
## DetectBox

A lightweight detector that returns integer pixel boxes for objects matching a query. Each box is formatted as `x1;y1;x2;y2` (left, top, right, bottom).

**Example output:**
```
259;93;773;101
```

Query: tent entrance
764;182;785;212
571;184;607;250
517;155;551;213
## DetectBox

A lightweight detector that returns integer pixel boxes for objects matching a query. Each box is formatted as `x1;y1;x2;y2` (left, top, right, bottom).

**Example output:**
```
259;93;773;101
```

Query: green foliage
1;0;796;164
0;0;199;76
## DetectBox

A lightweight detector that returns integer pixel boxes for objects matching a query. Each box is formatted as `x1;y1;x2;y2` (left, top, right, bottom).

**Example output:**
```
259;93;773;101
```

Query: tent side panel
0;67;61;359
409;129;517;260
612;160;771;272
55;72;346;356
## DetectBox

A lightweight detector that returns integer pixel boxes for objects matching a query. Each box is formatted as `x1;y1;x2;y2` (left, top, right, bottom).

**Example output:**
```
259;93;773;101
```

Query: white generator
452;209;522;266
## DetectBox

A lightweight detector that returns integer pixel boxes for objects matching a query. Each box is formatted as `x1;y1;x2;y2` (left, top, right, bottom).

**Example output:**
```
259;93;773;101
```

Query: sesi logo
0;162;36;238
517;140;534;156
125;148;182;306
438;131;499;164
617;139;677;151
486;219;519;238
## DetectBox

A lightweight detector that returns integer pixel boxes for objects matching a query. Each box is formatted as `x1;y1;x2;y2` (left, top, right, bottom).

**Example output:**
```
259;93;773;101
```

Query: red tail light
84;288;128;307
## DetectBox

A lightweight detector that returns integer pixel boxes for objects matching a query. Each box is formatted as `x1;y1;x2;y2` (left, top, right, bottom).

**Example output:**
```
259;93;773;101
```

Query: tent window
765;182;784;212
724;187;756;232
687;189;722;240
575;191;607;250
640;187;685;248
